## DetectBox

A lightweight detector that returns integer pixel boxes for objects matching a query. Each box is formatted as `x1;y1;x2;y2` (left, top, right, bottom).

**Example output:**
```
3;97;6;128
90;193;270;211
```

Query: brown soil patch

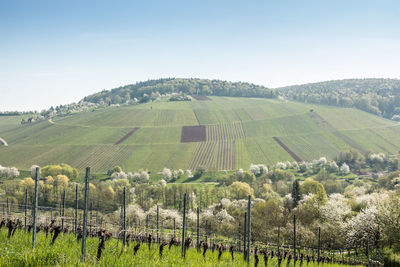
181;126;206;143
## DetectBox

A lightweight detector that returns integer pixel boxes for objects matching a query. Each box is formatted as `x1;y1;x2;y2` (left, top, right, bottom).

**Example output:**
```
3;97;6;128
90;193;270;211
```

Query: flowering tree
249;164;268;176
162;168;172;180
0;165;19;179
345;206;380;251
340;163;350;174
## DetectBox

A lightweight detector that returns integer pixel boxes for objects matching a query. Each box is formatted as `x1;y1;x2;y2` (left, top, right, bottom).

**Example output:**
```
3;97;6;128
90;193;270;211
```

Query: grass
1;96;400;173
0;228;363;267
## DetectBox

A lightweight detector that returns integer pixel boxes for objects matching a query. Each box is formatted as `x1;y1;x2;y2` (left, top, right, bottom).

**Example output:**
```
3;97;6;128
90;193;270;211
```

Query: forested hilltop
83;78;277;104
278;78;400;120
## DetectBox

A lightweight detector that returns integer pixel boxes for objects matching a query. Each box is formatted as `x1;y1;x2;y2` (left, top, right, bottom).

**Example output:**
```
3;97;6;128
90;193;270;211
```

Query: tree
228;181;254;200
300;178;327;205
291;180;301;208
260;183;281;202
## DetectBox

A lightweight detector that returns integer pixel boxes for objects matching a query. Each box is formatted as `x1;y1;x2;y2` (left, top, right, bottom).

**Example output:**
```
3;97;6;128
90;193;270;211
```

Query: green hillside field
0;96;399;173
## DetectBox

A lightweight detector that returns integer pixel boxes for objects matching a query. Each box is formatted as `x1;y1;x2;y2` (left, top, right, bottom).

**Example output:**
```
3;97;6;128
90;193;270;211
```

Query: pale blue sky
1;0;399;111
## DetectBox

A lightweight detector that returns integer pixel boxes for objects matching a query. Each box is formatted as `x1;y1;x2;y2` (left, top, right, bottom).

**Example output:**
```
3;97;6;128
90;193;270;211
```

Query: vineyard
1;97;400;172
0;183;371;267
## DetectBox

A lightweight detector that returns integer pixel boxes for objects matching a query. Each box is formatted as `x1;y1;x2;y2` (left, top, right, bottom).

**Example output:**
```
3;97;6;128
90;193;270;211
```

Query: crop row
206;123;245;142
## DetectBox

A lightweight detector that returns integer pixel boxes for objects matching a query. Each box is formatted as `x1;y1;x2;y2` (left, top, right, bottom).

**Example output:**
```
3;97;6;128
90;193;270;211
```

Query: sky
0;0;400;111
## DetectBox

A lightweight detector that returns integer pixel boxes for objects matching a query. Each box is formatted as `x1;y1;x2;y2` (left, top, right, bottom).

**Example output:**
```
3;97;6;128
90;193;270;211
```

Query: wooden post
6;198;9;216
32;167;39;248
181;193;187;257
247;195;251;265
24;189;28;232
123;186;126;246
196;207;200;251
75;184;78;235
61;190;66;230
81;167;90;262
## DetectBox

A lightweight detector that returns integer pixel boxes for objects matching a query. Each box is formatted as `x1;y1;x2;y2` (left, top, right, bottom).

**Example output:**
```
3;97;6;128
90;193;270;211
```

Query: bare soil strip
191;95;211;101
181;126;206;143
273;137;302;162
114;127;140;145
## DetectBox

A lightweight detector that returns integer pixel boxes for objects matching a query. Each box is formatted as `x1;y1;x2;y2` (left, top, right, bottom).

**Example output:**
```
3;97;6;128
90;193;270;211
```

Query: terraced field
0;96;399;172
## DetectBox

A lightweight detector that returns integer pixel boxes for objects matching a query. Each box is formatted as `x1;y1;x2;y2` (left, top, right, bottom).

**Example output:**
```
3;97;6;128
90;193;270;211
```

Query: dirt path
114;127;140;145
273;136;302;162
0;137;8;146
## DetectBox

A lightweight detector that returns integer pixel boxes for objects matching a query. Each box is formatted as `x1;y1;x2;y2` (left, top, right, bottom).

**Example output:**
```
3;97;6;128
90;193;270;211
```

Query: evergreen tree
291;179;301;208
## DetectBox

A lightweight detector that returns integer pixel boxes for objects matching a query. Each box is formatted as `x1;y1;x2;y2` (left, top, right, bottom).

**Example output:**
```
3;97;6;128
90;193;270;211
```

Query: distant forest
278;78;400;120
83;78;278;104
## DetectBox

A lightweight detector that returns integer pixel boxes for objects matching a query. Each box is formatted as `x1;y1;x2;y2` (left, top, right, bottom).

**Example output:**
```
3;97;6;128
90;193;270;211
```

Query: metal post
123;186;126;246
247;195;251;265
156;205;159;243
181;193;187;257
294;215;296;266
75;184;78;235
81;167;90;262
196;207;200;251
90;202;93;233
244;212;247;259
317;227;321;264
24;189;28;232
61;190;66;230
32;167;39;248
6;198;9;216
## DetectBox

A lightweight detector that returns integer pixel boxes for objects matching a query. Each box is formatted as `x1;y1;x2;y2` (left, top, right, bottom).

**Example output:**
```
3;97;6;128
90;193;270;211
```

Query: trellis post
247;195;251;265
61;190;66;230
24;189;28;232
294;215;296;266
243;212;247;260
317;227;321;264
181;193;187;257
196;206;200;251
81;167;90;262
74;184;78;235
32;167;39;248
156;204;159;243
123;186;126;246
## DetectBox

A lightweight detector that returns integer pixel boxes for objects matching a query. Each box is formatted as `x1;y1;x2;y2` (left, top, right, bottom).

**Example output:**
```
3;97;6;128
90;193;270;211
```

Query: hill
83;78;277;105
1;96;399;173
277;78;400;120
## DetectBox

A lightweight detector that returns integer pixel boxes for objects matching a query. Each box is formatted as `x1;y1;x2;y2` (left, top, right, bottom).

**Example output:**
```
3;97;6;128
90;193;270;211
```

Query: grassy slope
0;97;399;173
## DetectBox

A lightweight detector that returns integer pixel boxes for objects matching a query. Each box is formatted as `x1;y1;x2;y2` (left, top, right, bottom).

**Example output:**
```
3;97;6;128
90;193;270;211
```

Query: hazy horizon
1;0;400;111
